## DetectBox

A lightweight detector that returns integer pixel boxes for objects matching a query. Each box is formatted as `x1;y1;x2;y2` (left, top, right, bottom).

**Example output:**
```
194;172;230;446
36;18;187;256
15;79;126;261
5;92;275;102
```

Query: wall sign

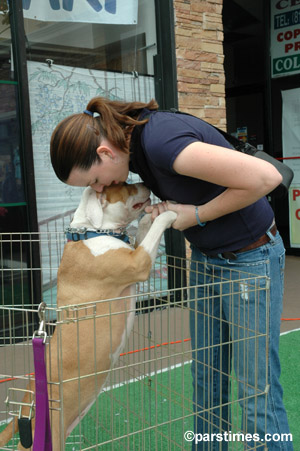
289;187;300;247
271;0;300;78
23;0;138;25
282;87;300;247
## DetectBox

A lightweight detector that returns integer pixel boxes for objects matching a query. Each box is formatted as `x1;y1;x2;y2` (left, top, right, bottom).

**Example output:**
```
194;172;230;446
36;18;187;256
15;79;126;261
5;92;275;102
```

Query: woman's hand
145;202;198;231
144;202;168;221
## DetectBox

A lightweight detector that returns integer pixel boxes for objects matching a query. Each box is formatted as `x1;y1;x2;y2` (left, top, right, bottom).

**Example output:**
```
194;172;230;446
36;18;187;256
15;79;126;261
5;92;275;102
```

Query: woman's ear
70;187;93;228
96;145;114;160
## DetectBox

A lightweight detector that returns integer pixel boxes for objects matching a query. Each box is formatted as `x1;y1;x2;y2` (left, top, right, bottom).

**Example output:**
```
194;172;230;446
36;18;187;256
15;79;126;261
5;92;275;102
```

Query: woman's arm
146;141;282;231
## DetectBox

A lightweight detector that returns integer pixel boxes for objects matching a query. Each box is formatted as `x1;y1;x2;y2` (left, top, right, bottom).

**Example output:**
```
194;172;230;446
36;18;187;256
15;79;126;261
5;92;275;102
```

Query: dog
0;182;176;450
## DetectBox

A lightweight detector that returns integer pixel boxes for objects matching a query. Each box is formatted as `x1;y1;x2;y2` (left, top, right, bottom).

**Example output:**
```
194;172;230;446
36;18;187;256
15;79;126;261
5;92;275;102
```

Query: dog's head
70;182;151;230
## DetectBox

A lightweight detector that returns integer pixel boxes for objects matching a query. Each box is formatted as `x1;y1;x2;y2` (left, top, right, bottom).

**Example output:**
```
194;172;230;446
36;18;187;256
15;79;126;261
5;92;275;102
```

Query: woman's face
66;141;130;193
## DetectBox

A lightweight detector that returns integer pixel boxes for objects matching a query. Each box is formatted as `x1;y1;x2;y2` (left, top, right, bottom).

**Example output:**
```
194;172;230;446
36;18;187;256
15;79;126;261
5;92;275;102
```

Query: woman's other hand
145;201;198;231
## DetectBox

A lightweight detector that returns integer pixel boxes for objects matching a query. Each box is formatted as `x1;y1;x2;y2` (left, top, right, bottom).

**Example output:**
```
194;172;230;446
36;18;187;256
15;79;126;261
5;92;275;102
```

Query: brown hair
50;97;159;182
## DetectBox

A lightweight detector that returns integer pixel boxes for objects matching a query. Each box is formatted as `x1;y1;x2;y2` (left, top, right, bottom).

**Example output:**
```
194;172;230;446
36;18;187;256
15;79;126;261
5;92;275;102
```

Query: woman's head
50;96;158;188
50;112;102;183
66;137;131;193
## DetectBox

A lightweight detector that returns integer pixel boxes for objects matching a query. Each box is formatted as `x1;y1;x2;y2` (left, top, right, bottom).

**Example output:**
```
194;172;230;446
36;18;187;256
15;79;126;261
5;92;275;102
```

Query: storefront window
20;0;158;308
0;0;12;81
0;1;26;227
23;0;156;75
0;84;25;206
0;2;32;316
22;0;157;228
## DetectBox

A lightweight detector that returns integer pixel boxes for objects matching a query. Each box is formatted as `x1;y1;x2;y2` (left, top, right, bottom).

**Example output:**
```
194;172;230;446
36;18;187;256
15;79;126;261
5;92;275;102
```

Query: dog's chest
83;235;132;257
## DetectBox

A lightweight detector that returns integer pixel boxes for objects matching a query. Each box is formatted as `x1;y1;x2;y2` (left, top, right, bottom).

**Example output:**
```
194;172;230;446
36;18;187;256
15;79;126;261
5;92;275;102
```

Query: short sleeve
140;111;231;173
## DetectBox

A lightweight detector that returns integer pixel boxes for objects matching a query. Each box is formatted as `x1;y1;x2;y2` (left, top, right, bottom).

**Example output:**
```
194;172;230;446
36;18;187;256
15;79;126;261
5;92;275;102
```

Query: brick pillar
173;0;226;130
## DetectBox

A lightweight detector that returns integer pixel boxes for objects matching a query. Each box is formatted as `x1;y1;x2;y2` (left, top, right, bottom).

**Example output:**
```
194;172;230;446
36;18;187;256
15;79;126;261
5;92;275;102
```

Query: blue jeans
189;231;293;450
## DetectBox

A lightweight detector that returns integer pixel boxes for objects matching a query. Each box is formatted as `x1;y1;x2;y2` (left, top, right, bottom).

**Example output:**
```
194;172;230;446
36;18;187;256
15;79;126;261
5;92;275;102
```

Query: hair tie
83;109;94;117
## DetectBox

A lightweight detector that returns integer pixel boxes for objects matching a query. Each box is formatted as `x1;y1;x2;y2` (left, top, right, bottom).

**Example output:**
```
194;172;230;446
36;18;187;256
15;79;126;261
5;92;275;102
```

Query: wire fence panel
0;233;269;450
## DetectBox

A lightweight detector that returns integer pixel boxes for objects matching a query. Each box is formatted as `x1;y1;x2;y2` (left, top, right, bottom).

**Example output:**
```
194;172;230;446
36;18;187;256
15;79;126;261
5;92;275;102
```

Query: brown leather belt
236;223;277;253
203;224;278;260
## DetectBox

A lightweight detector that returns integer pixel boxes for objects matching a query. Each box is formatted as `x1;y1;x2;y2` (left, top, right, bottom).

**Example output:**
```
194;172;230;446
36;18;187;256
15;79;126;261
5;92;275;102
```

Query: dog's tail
0;416;18;447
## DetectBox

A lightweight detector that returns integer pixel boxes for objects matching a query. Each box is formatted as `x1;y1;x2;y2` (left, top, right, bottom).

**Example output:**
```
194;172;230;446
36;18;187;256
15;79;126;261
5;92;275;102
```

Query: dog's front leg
135;213;152;247
115;210;176;285
72;211;177;288
139;211;177;265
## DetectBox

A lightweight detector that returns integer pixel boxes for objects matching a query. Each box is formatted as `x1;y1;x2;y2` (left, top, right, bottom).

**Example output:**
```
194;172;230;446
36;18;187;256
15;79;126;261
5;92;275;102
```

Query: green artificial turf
68;329;300;450
1;330;299;450
277;329;300;447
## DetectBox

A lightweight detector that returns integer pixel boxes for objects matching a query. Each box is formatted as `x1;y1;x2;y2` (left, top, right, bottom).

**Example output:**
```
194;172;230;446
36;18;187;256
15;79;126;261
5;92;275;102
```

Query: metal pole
9;0;42;311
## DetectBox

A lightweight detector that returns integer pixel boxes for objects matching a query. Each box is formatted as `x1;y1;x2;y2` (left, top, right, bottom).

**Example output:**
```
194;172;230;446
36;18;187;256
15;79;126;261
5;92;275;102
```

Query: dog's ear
86;189;104;229
70;187;93;228
70;187;104;229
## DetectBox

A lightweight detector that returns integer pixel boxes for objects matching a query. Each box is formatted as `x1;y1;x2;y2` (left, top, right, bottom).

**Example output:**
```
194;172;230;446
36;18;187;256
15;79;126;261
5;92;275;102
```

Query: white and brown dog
0;182;176;450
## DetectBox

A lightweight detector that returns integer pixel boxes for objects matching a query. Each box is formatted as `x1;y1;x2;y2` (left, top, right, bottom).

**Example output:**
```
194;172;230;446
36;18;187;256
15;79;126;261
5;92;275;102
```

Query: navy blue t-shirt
137;110;274;254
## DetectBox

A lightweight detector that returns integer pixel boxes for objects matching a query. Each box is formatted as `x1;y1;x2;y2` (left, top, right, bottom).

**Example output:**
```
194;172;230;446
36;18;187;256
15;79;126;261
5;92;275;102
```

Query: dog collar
65;227;130;244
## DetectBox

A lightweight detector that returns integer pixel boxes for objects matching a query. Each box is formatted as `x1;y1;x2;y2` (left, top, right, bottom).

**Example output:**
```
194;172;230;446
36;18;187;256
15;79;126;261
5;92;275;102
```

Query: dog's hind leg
0;417;18;448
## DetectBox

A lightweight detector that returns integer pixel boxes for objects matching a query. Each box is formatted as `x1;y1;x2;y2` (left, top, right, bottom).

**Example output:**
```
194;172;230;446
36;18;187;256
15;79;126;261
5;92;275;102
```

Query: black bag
129;109;294;199
212;126;294;198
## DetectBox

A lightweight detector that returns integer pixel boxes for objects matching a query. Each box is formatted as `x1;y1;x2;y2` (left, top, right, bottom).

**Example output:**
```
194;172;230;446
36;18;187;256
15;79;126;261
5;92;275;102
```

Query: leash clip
32;302;47;343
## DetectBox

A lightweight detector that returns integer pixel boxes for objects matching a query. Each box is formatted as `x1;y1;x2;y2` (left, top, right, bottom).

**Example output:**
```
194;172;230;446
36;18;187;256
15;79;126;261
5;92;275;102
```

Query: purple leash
32;303;53;451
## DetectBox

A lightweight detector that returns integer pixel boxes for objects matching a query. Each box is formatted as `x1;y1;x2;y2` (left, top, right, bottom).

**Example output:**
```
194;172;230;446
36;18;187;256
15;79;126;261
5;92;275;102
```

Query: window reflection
0;1;12;80
0;84;25;204
23;0;156;75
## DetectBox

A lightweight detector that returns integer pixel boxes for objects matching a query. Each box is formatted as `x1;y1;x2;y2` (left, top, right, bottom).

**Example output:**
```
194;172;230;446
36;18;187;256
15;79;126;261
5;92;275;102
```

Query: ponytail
50;97;158;182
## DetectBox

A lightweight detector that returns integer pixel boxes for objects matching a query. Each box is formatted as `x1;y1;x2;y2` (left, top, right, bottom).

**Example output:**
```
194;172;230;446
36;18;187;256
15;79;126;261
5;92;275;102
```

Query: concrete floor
281;255;300;333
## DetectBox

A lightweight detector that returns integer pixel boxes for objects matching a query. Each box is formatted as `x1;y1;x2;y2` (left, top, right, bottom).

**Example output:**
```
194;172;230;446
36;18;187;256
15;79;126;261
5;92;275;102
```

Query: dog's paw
153;211;177;228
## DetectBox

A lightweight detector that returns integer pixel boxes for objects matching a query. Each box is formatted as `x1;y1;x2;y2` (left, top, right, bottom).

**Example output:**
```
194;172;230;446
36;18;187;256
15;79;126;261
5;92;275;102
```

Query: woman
50;97;292;450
